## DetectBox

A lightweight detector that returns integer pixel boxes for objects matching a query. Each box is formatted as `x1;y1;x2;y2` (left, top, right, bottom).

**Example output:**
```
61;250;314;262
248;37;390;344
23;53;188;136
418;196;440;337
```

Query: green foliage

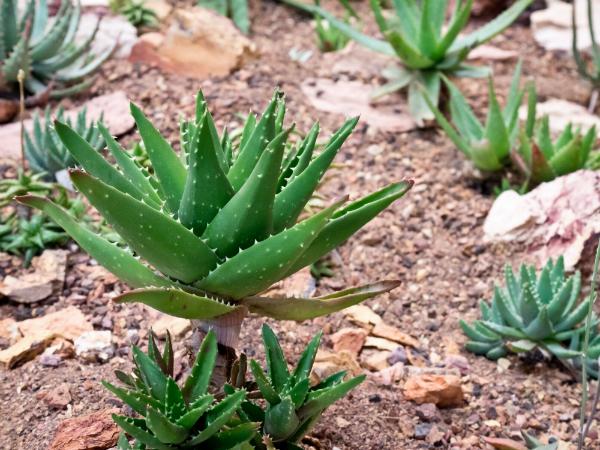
0;170;54;208
522;431;559;450
25;106;104;181
514;83;599;188
283;0;532;123
461;257;590;362
425;62;525;172
119;0;158;29
198;0;249;34
0;0;115;98
18;89;410;322
105;330;257;449
572;0;600;92
313;0;351;53
241;324;364;448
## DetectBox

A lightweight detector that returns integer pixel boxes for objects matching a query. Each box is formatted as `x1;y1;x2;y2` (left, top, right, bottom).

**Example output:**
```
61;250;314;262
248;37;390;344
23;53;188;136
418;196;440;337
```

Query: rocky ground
1;1;599;449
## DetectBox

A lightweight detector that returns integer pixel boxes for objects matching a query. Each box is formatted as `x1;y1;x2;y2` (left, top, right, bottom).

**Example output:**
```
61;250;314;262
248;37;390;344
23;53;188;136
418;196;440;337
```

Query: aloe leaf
460;320;499;342
493;287;524;329
265;397;300;441
418;0;440;59
194;90;228;172
130;103;187;213
556;297;591;332
102;381;160;416
385;30;434;69
145;407;188;444
30;3;72;60
281;0;395;56
262;324;290;392
227;92;280;190
549;135;585;177
98;124;162;208
507;339;537;353
443;76;484;141
284;181;412;277
298;375;365;420
279;122;320;190
186;390;246;445
199;197;342;299
132;346;168;401
112;415;171;450
249;359;281;404
1;0;18;53
54;122;145;201
16;195;173;289
409;72;439;123
182;330;217;403
523;307;554;341
503;59;524;125
231;0;249;33
70;170;219;283
520;282;540;325
203;127;292;258
176;395;213;428
484;77;510;162
435;0;472;59
178;113;235;235
245;280;399;321
390;0;419;42
543;341;581;359
272;117;358;232
485;346;508;360
371;72;413;100
291;332;322;384
481;321;527;339
204;422;258;448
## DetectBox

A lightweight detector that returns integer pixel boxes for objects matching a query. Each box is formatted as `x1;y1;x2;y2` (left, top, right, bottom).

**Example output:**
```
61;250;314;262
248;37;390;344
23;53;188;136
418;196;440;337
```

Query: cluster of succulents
106;325;363;449
118;0;158;29
0;170;55;208
425;62;525;172
25;106;104;181
19;89;410;333
513;83;599;188
198;0;250;34
287;0;533;123
0;0;115;99
461;257;591;363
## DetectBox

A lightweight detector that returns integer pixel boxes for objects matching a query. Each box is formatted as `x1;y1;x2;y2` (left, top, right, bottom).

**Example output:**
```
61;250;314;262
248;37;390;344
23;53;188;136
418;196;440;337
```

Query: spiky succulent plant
0;170;55;208
239;324;364;448
0;0;115;98
104;330;257;449
425;61;525;172
461;257;590;361
198;0;249;34
25;106;104;181
285;0;532;123
514;84;599;188
18;89;410;349
521;431;559;450
119;0;158;29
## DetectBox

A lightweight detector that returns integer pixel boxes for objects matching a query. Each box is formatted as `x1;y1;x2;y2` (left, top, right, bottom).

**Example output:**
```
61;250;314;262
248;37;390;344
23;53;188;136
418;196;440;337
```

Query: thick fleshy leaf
284;181;412;277
249;360;280;404
386;29;434;69
298;375;365;420
145;407;188;444
291;332;322;384
265;397;300;441
115;288;235;320
130;103;187;213
70;170;219;283
176;395;213;428
102;382;161;416
182;330;217;403
203;422;258;448
178;113;235;235
243;281;400;321
132;346;168;401
199;198;343;299
111;415;171;450
203;127;292;258
186;390;246;445
262;324;290;392
16;195;172;289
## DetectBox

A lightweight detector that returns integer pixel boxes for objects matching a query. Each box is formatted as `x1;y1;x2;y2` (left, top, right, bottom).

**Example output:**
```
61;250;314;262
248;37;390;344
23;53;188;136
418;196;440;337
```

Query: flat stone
364;336;400;352
331;327;368;356
311;349;362;384
344;304;382;327
301;78;417;132
48;408;120;450
152;315;191;339
36;383;72;409
129;7;256;78
369;362;405;386
371;322;419;348
75;331;114;362
0;318;21;344
0;92;134;161
363;351;391;371
403;374;464;408
0;331;56;369
18;306;92;341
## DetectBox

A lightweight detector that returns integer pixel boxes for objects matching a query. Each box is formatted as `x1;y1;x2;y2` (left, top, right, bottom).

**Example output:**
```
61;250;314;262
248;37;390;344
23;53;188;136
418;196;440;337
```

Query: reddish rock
331;327;368;356
37;383;72;409
371;322;419;348
403;374;464;408
0;98;18;124
49;409;119;450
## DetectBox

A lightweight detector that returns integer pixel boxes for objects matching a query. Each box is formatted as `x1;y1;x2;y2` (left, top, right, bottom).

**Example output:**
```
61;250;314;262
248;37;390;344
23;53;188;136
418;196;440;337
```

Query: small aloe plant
0;0;115;98
461;257;590;362
119;0;158;29
513;84;599;188
104;330;257;449
25;106;104;181
18;89;410;378
425;61;525;172
284;0;532;123
242;324;364;448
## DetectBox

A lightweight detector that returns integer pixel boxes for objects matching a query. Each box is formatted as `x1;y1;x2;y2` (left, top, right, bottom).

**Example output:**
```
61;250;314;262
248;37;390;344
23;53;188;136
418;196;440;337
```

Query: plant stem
189;306;248;389
17;69;26;171
578;238;600;450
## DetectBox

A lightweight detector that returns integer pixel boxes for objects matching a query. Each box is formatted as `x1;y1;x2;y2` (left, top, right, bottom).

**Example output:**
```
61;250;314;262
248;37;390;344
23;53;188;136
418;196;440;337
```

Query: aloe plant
0;0;115;99
514;83;599;188
313;0;352;53
119;0;158;29
0;170;55;208
198;0;249;34
25;106;104;181
104;330;258;449
18;89;410;380
425;61;525;172
239;324;364;448
461;257;590;362
283;0;533;123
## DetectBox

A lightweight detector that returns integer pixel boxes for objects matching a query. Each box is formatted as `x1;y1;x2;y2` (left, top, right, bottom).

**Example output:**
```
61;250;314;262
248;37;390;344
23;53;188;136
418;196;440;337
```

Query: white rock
519;99;600;135
75;14;138;59
75;331;114;362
